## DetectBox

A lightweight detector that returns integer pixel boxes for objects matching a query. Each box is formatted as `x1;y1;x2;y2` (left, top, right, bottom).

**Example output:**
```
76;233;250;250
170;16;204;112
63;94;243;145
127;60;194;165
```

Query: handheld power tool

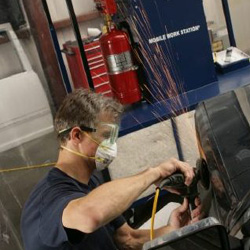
159;171;200;219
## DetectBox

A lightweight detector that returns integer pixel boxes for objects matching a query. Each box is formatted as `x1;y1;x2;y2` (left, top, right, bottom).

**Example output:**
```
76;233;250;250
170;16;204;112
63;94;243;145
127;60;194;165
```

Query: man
21;89;202;250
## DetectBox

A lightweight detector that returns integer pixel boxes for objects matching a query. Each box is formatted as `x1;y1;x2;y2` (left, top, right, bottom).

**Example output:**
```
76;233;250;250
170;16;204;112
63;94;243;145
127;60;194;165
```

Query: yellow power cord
150;187;160;240
0;162;56;173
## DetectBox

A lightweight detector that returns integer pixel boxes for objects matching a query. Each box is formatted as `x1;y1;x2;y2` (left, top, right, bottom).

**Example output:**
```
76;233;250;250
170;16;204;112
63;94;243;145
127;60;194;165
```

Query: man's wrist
166;223;179;231
154;225;176;238
164;225;177;234
147;167;161;184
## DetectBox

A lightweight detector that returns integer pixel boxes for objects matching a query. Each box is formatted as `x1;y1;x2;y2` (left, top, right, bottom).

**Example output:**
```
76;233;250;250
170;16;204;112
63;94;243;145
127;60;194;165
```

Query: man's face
79;112;119;167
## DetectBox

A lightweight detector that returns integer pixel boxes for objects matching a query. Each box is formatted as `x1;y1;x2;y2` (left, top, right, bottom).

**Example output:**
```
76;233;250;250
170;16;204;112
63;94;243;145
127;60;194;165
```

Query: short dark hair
54;89;123;144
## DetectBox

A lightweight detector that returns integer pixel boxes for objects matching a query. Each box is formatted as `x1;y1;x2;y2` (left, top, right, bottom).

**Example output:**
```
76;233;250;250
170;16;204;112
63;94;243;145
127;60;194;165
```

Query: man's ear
70;127;84;143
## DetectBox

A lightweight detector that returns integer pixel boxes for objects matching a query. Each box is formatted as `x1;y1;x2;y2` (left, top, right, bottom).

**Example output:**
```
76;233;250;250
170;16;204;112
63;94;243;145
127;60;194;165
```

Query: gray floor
0;111;199;249
110;111;199;197
0;132;59;250
110;111;200;230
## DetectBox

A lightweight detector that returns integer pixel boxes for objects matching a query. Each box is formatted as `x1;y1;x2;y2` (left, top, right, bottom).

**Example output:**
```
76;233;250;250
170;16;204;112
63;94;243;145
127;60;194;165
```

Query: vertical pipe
171;118;184;161
65;0;95;90
42;0;72;93
221;0;237;47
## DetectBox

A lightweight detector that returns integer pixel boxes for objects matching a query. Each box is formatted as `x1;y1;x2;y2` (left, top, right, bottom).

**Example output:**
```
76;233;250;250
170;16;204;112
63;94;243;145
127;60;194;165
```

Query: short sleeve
39;184;84;247
109;215;126;231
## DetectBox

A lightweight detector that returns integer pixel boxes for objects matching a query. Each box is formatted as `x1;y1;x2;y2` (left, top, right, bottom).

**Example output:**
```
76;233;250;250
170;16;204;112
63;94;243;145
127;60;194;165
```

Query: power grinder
159;159;210;216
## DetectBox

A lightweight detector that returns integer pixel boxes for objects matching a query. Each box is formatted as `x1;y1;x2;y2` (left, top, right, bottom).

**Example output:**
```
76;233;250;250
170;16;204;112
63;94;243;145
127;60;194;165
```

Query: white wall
47;0;103;46
203;0;250;53
20;36;53;106
203;0;226;29
229;0;250;52
47;0;96;21
0;41;24;79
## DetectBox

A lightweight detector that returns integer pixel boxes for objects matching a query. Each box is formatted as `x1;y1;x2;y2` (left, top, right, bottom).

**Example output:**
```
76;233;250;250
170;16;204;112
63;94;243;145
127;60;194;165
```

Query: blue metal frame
65;0;95;90
42;0;72;93
171;118;184;161
221;0;236;47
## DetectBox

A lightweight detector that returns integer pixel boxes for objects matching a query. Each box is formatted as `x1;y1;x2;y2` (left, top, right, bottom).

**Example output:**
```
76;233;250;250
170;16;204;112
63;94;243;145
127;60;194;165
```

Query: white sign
148;25;201;44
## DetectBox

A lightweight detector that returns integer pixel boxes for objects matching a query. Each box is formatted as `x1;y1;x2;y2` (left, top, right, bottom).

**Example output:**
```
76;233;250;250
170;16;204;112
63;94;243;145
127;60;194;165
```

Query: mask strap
83;131;111;150
60;146;104;162
83;131;100;145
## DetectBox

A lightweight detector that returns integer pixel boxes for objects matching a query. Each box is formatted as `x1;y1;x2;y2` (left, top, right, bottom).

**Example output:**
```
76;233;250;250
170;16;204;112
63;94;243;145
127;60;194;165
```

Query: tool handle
159;173;185;189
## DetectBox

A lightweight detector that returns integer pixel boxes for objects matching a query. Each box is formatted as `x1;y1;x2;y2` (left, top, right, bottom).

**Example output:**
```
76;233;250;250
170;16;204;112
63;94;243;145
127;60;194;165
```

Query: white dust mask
60;140;117;172
95;139;117;171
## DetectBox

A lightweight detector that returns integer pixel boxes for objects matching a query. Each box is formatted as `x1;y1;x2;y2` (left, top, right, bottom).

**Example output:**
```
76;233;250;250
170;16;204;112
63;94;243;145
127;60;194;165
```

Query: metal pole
221;0;237;47
65;0;95;90
41;0;72;93
170;118;184;161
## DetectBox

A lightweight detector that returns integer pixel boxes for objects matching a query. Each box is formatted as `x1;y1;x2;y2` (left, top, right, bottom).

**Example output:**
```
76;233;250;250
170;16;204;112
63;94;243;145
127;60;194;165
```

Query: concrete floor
0;111;199;249
109;111;200;230
110;111;199;197
0;132;58;250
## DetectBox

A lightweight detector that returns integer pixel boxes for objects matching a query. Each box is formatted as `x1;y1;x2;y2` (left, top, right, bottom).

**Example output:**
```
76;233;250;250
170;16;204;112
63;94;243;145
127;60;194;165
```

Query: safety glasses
58;123;119;144
58;125;96;136
92;122;119;144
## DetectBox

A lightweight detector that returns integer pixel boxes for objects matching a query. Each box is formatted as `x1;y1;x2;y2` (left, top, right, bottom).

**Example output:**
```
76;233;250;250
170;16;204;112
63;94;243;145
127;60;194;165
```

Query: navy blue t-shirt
21;168;126;250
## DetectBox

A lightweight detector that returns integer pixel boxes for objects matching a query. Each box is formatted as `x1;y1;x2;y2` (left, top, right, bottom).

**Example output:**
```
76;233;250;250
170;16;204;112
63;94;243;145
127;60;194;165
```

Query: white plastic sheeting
0;24;53;152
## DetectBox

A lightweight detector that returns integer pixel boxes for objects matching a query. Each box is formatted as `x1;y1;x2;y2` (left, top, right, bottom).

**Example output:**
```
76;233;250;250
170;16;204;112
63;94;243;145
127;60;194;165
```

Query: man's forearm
78;167;161;227
115;225;175;250
63;158;194;233
130;226;175;249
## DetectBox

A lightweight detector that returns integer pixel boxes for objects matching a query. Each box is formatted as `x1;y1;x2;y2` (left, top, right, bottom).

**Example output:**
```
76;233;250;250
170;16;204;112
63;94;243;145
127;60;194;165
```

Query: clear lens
93;123;119;144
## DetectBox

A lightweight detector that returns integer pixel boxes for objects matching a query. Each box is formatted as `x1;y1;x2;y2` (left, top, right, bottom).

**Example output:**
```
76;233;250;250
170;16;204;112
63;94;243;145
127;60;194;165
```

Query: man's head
55;89;123;145
54;89;123;169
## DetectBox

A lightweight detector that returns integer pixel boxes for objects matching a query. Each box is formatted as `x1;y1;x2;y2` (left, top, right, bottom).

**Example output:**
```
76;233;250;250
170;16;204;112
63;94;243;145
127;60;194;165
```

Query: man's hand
168;197;204;229
113;198;204;250
156;158;194;186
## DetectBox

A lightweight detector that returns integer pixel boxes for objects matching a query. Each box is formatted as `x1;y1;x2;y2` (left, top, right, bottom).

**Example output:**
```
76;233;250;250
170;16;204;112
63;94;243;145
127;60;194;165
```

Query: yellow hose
150;187;160;240
0;162;56;173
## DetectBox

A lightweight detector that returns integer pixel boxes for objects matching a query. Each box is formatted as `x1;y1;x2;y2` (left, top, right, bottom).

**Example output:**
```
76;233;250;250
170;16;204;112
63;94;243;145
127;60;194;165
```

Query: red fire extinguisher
99;25;142;105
